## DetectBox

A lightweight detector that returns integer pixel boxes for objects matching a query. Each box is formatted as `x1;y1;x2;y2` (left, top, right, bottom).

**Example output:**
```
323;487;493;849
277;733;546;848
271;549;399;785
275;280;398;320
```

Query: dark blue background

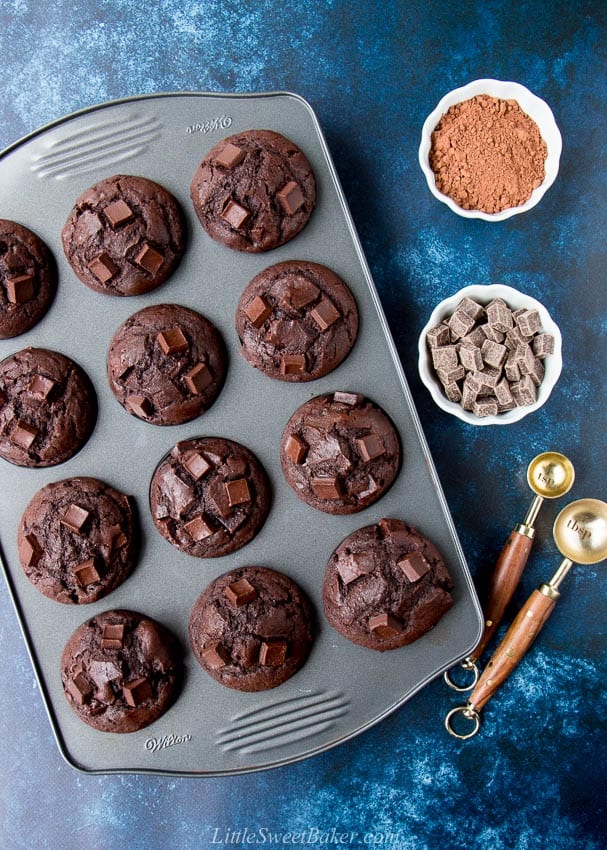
1;2;605;848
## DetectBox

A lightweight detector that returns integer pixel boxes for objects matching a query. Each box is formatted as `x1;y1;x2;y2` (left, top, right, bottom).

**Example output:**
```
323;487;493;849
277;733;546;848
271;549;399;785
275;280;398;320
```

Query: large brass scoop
445;451;575;691
445;498;607;739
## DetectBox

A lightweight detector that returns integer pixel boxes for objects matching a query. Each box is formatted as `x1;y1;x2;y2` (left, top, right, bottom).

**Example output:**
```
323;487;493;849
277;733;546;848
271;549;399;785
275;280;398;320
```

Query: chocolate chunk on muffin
61;174;186;296
189;566;314;691
190;129;316;252
107;303;227;425
0;220;57;339
0;347;96;468
149;436;271;557
280;392;400;514
323;519;454;651
61;609;182;732
235;260;358;382
17;477;137;604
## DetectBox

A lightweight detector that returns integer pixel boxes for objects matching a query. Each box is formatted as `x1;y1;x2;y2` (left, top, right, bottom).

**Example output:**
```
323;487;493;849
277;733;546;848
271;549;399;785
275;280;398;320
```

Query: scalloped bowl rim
417;284;563;425
418;79;562;221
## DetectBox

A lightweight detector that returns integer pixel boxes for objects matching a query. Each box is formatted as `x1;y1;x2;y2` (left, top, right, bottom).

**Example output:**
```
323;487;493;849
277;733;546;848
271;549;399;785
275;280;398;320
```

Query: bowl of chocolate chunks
418;284;562;425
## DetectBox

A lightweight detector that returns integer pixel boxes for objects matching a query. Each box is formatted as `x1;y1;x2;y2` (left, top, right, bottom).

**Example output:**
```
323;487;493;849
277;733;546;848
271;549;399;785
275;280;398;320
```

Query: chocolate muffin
189;566;314;691
107;303;227;425
0;220;56;339
61;609;182;733
323;519;454;651
17;477;137;604
61;174;186;296
189;129;316;252
235;260;358;382
280;392;401;514
0;347;96;468
149;437;271;557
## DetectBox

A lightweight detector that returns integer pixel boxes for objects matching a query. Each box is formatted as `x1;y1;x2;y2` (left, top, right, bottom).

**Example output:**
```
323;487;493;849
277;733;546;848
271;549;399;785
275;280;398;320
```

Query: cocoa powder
429;95;548;214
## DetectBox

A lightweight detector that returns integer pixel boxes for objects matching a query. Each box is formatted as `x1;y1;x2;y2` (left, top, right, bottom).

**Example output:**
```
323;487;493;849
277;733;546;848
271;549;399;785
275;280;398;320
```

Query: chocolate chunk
221;199;250;229
244;294;273;328
108;523;128;551
447;308;475;339
458;342;483;372
122;677;153;707
10;420;37;450
310;297;340;331
426;323;451;348
277;181;304;215
157;327;189;356
184;515;216;541
202;641;231;669
356;433;385;462
333;391;363;406
125;395;153;418
336;551;376;585
73;557;101;587
473;398;499;417
18;533;42;567
134;243;164;274
101;623;125;649
104;199;134;228
378;518;410;545
225;577;257;607
184;362;212;394
284;433;308;465
516;308;542;337
225;478;251;507
60;503;91;534
398;551;431;582
88;253;119;283
481;338;507;369
161;469;195;516
215;142;246;169
486;298;513;333
6;274;35;304
532;333;554;358
280;354;306;375
431;345;458;371
182;451;212;480
279;278;319;310
310;476;343;499
27;374;56;400
68;672;93;706
368;613;403;639
259;639;288;666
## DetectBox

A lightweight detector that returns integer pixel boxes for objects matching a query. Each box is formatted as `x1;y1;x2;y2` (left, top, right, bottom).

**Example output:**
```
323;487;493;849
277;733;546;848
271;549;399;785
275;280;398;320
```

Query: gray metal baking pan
0;92;483;775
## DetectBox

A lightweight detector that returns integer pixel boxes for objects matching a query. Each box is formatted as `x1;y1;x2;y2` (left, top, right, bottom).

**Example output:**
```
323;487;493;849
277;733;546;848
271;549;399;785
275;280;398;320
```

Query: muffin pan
0;92;482;775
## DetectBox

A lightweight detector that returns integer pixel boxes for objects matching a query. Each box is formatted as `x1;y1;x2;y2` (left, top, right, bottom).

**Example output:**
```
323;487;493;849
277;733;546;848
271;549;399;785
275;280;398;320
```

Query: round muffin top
149;436;271;558
189;565;314;691
17;476;137;604
235;260;358;382
323;518;454;651
190;129;316;252
0;219;56;339
107;303;227;426
0;347;97;468
61;609;182;733
280;391;401;514
61;174;186;296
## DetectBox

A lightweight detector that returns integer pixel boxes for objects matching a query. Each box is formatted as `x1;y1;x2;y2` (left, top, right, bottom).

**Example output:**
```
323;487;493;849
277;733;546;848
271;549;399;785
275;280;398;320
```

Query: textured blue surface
1;1;606;848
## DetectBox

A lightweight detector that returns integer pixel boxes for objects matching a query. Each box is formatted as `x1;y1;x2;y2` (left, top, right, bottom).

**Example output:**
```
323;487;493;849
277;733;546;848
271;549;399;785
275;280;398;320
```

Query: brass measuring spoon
444;451;575;692
445;498;607;739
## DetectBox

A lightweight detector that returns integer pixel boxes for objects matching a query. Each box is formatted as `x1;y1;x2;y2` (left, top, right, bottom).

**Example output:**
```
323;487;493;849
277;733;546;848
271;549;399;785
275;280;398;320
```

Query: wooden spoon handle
469;529;534;662
469;587;558;712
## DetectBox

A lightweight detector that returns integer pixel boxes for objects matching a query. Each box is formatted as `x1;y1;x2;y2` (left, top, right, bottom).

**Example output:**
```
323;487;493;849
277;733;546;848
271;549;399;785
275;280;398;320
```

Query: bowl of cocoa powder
418;284;562;425
419;79;562;220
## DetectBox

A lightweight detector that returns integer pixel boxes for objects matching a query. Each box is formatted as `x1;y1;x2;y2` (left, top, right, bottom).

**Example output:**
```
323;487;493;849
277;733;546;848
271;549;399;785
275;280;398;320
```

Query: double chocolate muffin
61;174;186;296
0;219;56;339
190;129;316;252
189;566;314;691
150;436;271;557
17;477;137;604
0;347;96;468
107;303;227;425
61;609;182;732
280;392;401;514
323;519;454;651
235;260;358;382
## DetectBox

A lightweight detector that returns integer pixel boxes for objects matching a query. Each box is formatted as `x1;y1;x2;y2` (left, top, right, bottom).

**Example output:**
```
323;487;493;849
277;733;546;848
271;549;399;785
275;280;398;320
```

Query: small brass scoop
444;452;575;692
446;498;607;739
